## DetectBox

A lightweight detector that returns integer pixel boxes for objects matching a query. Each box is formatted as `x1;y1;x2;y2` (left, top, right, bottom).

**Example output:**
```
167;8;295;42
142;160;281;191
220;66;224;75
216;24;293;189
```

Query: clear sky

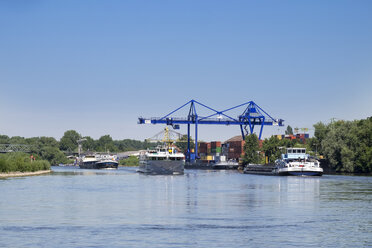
1;0;371;142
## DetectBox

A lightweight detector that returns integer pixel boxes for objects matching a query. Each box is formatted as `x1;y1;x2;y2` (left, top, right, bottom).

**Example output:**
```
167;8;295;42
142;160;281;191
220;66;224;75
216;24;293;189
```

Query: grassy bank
119;156;139;167
0;152;50;173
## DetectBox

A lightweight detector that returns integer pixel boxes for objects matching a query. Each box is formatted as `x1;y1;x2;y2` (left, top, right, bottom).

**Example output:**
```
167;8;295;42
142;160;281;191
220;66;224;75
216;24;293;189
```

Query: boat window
287;149;292;153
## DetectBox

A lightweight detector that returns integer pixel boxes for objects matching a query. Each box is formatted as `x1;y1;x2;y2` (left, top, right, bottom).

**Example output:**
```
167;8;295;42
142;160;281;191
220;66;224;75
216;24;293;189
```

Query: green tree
39;136;59;148
313;122;329;155
242;134;261;165
262;136;282;163
285;125;293;135
321;120;358;172
175;135;194;153
27;136;58;156
40;146;69;165
0;135;10;144
59;130;81;152
82;136;96;152
96;135;117;152
9;136;26;144
115;139;150;151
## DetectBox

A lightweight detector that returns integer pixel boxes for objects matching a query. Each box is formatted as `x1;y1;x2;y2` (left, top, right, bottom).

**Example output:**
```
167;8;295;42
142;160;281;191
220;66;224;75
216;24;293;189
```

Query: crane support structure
138;99;284;162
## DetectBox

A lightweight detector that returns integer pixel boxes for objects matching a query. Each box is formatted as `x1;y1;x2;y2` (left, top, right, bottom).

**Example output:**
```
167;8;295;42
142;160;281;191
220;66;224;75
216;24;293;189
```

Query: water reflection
0;167;371;248
52;166;138;176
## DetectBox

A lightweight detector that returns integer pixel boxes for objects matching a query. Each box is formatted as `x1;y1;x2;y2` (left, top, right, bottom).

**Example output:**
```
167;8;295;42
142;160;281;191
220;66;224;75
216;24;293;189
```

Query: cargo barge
138;146;184;175
243;148;323;176
185;160;239;170
243;164;276;175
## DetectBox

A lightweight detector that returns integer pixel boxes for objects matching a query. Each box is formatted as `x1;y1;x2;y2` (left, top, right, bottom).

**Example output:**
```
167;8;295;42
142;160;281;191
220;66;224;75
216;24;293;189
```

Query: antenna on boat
77;138;87;157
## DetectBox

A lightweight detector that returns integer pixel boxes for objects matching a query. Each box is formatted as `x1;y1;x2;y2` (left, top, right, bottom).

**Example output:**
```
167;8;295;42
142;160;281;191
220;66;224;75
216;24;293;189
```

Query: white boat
138;146;185;175
273;148;323;176
79;153;119;169
212;160;239;169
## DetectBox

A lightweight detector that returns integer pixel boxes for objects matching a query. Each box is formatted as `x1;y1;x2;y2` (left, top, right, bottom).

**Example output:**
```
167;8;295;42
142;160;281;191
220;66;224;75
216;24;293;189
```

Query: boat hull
79;161;118;169
274;167;323;176
138;160;184;175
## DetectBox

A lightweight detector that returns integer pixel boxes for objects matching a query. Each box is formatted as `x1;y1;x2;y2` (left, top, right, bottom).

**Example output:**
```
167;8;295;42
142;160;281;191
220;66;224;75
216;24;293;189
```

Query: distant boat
79;153;119;169
138;146;184;175
273;148;323;176
212;160;239;169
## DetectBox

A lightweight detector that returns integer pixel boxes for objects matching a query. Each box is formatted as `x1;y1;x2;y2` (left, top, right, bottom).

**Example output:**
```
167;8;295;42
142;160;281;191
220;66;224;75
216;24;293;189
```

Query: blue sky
1;0;371;142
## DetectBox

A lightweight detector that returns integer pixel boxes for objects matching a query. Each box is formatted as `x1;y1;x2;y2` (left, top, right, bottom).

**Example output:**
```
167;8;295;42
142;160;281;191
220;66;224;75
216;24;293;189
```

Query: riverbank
0;170;51;178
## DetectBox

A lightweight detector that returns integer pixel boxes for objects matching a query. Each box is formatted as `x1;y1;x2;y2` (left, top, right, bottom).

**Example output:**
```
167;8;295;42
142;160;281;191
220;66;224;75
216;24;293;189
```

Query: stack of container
295;133;309;143
198;142;213;161
284;134;296;140
211;141;222;155
227;140;245;160
198;142;208;155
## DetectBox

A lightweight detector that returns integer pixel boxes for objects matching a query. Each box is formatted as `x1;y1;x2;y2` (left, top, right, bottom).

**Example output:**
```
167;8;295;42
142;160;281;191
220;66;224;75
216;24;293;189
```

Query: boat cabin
144;146;185;161
282;148;309;160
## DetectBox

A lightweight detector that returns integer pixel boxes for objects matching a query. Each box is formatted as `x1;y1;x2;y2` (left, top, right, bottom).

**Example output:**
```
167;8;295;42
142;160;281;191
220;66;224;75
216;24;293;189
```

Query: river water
1;166;371;248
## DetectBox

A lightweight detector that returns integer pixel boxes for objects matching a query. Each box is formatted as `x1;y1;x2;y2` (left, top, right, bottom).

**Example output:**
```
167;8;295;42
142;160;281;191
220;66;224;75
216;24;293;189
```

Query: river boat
212;160;239;170
273;148;323;176
79;153;119;169
138;146;185;175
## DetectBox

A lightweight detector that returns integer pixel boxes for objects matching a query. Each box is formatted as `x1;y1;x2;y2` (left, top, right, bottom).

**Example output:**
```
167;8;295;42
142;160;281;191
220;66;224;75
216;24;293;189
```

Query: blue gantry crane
138;99;284;162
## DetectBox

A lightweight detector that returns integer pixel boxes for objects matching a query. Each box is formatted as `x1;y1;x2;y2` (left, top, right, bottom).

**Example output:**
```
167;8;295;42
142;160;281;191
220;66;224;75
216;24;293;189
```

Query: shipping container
199;155;207;161
228;141;244;148
228;152;243;160
190;153;196;160
211;141;222;148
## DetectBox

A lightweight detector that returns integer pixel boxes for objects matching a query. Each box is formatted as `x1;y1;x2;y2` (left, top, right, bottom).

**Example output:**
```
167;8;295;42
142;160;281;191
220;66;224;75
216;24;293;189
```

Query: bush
0;152;50;173
119;156;139;166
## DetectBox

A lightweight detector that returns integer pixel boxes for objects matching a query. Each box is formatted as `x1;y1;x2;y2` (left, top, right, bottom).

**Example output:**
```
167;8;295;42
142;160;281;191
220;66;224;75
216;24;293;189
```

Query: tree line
0;130;153;166
242;117;372;173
